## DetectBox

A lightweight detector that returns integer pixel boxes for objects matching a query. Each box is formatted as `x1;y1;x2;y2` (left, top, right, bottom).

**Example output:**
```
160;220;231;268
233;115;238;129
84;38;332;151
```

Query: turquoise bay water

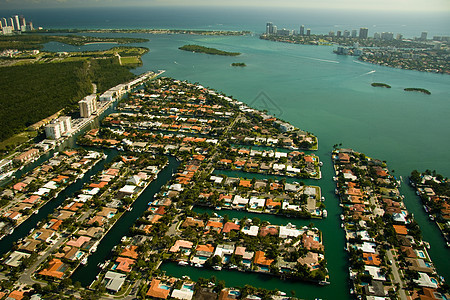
43;34;450;299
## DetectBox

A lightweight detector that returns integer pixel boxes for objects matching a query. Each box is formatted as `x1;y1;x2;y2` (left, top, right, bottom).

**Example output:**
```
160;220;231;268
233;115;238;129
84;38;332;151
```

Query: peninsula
333;149;448;300
179;44;241;56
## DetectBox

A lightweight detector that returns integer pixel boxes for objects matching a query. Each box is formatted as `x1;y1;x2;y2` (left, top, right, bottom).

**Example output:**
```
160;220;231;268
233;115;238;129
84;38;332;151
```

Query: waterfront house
259;225;278;237
253;251;273;269
279;224;302;239
192;244;215;265
104;271;126;293
147;278;170;299
38;258;66;279
297;252;321;271
169;240;194;254
364;266;386;281
115;257;135;273
120;245;139;259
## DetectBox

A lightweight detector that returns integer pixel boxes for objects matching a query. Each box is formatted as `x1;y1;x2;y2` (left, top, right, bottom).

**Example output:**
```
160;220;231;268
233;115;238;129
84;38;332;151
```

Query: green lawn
120;56;141;65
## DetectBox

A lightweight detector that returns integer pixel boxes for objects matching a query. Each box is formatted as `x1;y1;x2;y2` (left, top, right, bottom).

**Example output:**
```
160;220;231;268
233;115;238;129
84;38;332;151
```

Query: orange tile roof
120;245;139;259
53;175;69;182
265;198;281;208
393;225;408;235
222;222;240;233
7;290;24;300
239;180;252;188
147;279;170;299
363;253;382;266
206;221;223;229
38;258;65;279
115;257;135;273
89;181;108;188
253;251;274;266
196;244;214;253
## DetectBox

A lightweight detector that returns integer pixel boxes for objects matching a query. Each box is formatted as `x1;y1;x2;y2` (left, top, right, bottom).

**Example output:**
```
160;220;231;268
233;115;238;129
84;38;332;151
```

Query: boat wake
301;56;340;64
357;70;376;77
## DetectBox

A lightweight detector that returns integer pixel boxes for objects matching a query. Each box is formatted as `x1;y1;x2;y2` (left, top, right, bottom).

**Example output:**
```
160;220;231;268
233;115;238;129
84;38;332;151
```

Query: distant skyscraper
9;17;15;30
359;27;368;39
396;33;403;40
306;28;311;36
374;32;380;40
277;28;290;36
343;30;350;38
266;22;274;35
420;31;428;40
328;31;335;37
273;25;277;34
351;29;357;38
13;15;20;31
336;30;342;38
299;25;305;36
381;32;394;41
1;18;6;28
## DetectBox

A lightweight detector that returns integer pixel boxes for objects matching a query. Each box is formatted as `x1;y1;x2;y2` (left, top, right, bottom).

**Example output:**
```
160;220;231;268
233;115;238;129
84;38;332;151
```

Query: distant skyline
1;0;449;12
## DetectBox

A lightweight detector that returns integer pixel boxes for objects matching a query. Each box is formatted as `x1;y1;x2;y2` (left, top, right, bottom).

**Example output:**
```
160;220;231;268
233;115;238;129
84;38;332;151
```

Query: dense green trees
0;61;92;141
0;57;135;142
179;44;240;56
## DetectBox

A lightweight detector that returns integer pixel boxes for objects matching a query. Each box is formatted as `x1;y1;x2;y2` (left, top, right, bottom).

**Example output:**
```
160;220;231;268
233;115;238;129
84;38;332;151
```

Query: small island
231;62;246;67
404;88;431;95
371;82;391;88
179;44;240;56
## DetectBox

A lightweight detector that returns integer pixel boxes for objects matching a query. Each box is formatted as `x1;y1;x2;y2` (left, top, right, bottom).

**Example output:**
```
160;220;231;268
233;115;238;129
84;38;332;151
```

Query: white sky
1;0;449;12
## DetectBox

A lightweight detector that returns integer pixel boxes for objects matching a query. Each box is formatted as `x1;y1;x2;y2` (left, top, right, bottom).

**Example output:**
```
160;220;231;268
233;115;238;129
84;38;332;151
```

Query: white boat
194;263;204;268
178;261;189;266
81;257;88;265
321;196;325;201
322;210;327;218
319;161;323;166
212;265;222;270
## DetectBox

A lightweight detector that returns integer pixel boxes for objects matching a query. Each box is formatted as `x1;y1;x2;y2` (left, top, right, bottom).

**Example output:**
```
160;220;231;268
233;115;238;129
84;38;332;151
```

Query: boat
319;281;330;286
178;261;189;266
335;188;339;195
81;257;88;265
429;215;435;221
423;205;429;213
215;206;222;211
212;265;222;270
340;214;344;220
34;209;39;214
322;210;327;218
194;263;204;268
321;196;325;201
319;161;323;166
333;176;337;181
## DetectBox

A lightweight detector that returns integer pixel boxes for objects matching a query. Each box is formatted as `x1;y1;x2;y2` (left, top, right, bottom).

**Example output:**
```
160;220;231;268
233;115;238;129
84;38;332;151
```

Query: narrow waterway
163;151;350;300
71;156;180;286
0;149;118;257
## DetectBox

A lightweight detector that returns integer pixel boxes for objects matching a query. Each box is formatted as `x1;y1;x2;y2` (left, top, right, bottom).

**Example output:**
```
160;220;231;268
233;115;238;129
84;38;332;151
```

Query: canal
71;156;180;286
0;149;118;257
162;153;350;300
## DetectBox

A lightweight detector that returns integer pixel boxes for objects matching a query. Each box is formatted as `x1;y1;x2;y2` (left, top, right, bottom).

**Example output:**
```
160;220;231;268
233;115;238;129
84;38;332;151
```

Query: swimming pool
182;284;194;291
159;284;171;290
417;250;426;259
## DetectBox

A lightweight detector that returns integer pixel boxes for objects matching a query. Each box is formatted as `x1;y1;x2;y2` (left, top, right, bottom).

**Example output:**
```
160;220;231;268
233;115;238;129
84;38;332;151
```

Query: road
19;235;67;286
387;249;408;300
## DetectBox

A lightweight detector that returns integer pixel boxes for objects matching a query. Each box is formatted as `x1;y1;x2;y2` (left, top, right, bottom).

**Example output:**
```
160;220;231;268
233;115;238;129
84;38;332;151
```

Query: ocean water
1;6;450;37
4;7;450;299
